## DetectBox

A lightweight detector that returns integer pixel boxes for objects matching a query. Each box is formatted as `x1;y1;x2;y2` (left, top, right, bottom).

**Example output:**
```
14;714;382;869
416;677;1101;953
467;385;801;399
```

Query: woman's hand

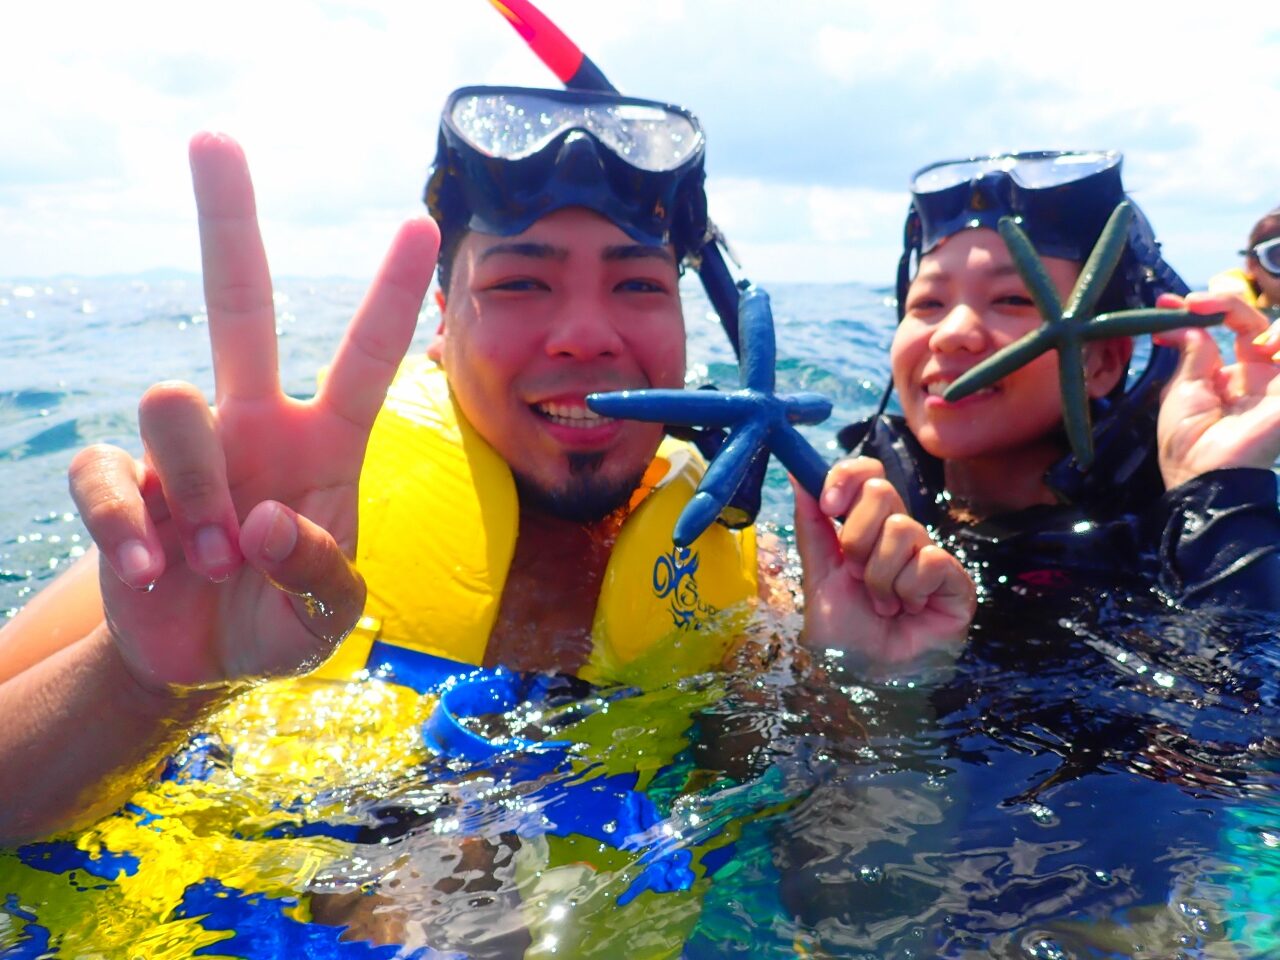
793;456;976;665
1153;291;1280;490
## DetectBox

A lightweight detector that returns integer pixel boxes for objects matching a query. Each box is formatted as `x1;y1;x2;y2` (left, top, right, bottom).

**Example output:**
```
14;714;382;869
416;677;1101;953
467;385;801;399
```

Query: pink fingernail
820;484;842;514
260;504;298;563
116;539;155;587
195;525;235;575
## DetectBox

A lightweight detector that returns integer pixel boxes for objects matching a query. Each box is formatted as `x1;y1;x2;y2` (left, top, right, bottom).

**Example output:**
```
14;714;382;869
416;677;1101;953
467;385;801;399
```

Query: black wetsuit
839;414;1280;611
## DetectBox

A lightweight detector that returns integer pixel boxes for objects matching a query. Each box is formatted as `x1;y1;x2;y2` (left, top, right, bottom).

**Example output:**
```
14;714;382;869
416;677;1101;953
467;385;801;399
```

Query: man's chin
513;454;646;524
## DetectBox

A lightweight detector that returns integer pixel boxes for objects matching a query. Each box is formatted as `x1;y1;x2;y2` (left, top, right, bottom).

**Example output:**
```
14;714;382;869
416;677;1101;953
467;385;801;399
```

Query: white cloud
1;0;1278;285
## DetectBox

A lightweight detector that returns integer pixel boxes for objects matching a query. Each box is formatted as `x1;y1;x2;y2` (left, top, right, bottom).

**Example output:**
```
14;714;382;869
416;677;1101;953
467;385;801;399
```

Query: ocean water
2;276;1279;959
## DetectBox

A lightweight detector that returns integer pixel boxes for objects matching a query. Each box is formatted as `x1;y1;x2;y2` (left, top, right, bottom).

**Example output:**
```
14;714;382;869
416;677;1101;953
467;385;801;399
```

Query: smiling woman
840;149;1280;609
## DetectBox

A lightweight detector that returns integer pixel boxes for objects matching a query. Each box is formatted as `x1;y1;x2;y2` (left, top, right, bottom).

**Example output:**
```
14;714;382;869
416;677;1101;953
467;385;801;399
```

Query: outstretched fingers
190;132;280;404
318;218;441;433
1159;291;1274;363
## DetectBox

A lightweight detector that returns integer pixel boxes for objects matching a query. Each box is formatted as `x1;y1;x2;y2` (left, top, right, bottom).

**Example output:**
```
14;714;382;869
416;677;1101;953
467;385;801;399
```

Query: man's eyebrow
477;242;568;263
602;244;677;265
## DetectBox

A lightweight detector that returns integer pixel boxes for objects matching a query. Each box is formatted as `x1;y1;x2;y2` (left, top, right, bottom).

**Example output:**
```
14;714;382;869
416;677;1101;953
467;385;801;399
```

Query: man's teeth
537;402;615;427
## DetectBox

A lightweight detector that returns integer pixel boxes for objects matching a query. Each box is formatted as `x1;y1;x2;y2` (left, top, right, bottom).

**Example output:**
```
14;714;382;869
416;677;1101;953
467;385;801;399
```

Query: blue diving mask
895;150;1186;321
426;85;710;287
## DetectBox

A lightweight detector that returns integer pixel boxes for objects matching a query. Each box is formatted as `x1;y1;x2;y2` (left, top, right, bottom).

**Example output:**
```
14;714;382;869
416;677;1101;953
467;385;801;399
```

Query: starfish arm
781;391;835;426
672;418;769;547
1058;348;1095;468
770;423;832;500
1087;307;1227;339
586;388;756;427
738;285;777;394
942;329;1055;401
1064;201;1134;321
673;491;733;549
999;217;1064;319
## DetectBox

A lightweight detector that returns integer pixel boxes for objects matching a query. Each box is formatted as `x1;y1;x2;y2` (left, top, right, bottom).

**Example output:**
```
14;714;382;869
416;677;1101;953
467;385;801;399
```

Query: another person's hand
793;457;976;665
68;132;439;693
1153;291;1280;490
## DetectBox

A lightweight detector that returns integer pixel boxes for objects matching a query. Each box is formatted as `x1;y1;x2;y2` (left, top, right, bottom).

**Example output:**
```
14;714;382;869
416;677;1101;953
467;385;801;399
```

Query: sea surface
1;276;1278;959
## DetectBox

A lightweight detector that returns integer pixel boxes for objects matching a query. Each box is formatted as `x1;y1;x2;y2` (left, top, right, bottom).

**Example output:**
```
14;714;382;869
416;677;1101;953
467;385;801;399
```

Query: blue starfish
943;201;1224;468
588;285;833;547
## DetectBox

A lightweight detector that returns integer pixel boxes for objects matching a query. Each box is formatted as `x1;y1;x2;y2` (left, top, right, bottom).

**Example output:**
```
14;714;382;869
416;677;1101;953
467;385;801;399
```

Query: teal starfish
942;201;1224;468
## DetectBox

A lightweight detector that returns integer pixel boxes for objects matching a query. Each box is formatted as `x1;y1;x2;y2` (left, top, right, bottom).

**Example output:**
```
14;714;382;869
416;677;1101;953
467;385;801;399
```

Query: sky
2;0;1278;288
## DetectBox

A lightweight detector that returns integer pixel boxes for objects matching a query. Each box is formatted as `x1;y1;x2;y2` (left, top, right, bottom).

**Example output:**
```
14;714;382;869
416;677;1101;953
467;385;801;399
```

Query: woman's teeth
925;381;996;398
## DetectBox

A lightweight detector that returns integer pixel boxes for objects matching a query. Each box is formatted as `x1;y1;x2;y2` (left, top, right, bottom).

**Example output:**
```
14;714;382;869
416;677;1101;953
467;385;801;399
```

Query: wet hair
1248;206;1280;249
436;223;467;296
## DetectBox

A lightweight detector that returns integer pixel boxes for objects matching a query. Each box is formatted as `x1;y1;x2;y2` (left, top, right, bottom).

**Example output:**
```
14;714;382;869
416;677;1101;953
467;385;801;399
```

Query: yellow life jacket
316;357;757;688
1208;267;1261;307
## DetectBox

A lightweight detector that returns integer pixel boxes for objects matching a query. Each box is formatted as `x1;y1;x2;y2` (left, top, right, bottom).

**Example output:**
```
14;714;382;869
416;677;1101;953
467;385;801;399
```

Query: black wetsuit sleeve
1149;467;1280;610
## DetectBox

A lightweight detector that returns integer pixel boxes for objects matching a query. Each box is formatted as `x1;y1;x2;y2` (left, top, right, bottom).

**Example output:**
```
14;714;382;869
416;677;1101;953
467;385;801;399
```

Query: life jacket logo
652;546;718;629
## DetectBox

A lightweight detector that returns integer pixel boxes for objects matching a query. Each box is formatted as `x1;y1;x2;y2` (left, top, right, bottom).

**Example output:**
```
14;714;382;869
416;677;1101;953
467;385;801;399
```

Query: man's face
435;208;686;522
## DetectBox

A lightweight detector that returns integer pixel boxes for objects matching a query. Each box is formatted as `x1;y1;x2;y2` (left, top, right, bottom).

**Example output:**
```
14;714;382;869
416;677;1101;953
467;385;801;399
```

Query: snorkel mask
896;150;1186;320
426;85;710;290
878;150;1193;502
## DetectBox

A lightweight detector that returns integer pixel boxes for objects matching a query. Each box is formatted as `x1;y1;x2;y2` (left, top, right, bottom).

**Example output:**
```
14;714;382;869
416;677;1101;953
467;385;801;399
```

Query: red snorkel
484;0;746;355
486;0;613;92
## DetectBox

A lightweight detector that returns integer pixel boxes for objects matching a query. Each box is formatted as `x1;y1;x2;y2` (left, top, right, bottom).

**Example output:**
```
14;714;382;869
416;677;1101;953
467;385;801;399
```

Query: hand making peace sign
68;133;439;692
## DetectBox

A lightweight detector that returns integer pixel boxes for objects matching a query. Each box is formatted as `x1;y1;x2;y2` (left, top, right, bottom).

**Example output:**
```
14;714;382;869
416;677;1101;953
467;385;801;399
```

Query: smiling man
0;85;975;843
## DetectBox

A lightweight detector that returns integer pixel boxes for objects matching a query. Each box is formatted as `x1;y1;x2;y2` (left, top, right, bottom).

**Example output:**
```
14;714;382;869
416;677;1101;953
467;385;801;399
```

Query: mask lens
1253;237;1280;276
911;151;1119;194
1006;151;1117;188
449;90;701;172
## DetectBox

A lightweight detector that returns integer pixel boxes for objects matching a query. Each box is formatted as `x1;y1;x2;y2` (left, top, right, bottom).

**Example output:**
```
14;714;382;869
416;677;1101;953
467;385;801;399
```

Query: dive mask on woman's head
911;150;1124;259
895;150;1186;318
426;85;710;287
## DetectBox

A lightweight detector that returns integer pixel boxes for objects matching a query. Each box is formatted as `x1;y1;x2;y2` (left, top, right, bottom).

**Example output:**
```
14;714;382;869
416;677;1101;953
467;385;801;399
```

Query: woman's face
891;228;1128;464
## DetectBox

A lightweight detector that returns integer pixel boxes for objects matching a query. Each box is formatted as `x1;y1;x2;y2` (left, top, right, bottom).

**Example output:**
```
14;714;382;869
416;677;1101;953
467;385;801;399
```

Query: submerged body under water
1;277;1278;959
